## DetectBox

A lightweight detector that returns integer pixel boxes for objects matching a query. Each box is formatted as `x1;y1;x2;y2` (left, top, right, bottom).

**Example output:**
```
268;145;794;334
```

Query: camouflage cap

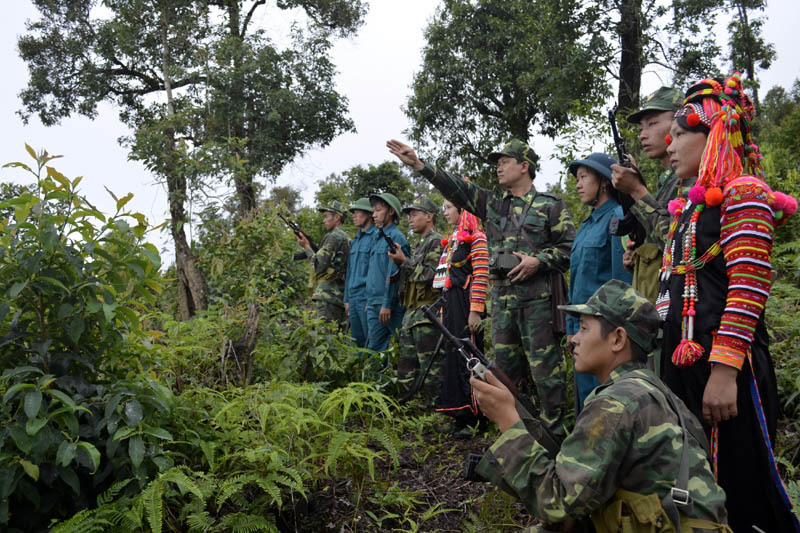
627;86;683;124
369;192;402;217
558;279;661;353
349;197;373;213
318;200;346;216
487;138;540;166
402;197;439;214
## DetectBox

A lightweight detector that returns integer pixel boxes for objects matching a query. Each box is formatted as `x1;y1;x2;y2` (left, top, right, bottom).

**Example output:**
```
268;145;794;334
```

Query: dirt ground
278;429;536;532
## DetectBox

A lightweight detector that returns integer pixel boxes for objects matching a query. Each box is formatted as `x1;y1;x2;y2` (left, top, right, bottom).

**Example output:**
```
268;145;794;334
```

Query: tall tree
405;0;610;181
18;0;365;319
726;0;775;112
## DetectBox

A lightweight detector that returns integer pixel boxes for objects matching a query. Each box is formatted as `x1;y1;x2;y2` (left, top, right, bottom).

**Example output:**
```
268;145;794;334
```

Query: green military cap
369;192;402;217
349;197;373;213
627;86;683;124
559;279;661;353
487;138;539;166
402;197;439;215
318;200;346;216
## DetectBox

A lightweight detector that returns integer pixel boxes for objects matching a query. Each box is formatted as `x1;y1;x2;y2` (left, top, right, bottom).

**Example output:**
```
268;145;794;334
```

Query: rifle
377;225;398;253
278;213;318;253
608;104;647;249
421;301;562;458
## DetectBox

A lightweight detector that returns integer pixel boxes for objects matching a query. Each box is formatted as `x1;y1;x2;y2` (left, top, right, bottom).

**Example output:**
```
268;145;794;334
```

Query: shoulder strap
615;372;703;533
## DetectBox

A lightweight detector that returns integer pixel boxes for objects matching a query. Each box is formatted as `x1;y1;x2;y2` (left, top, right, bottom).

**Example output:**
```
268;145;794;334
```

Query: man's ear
610;327;628;353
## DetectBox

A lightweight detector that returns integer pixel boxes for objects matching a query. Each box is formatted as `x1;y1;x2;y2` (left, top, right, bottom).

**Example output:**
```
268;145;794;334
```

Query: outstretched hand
387;139;425;171
470;370;520;433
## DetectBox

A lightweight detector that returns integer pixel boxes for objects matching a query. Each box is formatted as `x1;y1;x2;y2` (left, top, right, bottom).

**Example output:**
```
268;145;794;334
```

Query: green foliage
406;0;610;181
0;147;169;528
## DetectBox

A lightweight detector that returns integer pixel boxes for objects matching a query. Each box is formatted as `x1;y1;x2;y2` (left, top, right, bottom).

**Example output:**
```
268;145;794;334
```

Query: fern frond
186;510;215;532
217;512;279;533
369;427;400;469
141;478;165;533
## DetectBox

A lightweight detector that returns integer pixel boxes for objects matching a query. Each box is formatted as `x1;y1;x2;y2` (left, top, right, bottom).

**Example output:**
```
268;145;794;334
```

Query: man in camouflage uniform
471;280;731;532
388;197;444;402
610;87;688;302
296;201;350;330
387;138;575;439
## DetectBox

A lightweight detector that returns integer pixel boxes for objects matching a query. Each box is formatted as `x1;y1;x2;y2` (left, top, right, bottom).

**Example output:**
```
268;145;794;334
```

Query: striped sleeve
469;232;490;313
709;185;775;369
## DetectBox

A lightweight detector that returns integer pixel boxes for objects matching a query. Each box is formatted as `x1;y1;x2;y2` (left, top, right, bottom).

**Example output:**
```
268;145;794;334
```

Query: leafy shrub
0;147;168;528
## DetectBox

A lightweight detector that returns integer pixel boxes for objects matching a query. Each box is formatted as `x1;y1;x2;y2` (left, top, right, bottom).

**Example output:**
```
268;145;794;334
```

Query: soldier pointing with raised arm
388;138;575;440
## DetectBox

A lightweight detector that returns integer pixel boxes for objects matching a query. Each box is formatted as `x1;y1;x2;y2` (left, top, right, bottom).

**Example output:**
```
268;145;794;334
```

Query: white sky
1;0;798;260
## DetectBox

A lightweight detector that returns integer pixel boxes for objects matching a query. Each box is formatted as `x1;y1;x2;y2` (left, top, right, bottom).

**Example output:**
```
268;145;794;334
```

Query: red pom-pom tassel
672;339;704;368
444;278;453;290
665;134;672;145
687;113;701;127
440;238;449;247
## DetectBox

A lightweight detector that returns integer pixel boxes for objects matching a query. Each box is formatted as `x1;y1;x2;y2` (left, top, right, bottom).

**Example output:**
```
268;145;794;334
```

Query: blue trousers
348;298;369;348
366;303;404;352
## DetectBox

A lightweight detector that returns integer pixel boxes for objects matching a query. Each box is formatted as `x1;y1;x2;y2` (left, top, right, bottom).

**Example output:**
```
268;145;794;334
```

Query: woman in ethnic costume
658;73;799;531
433;199;489;436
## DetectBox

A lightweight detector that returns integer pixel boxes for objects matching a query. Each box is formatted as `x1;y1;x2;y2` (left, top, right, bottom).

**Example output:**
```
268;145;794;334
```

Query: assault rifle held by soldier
278;213;318;260
421;300;561;459
377;225;398;253
607;104;646;249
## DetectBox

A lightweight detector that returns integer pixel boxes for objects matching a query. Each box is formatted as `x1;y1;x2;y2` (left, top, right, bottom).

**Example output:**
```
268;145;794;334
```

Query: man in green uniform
471;280;730;532
388;197;444;403
387;138;575;439
296;201;350;329
610;86;685;302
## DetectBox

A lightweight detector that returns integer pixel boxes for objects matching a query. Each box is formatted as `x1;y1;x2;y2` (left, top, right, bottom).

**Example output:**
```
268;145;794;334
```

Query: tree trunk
617;0;643;111
734;1;759;112
162;5;208;320
227;2;258;218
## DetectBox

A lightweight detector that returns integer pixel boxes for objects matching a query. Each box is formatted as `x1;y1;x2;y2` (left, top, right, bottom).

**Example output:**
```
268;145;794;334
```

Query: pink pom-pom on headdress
668;198;685;216
773;191;790;211
689;185;707;205
785;195;798;217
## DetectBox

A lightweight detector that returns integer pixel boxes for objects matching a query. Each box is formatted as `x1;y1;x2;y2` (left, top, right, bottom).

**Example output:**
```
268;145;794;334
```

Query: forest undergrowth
1;149;798;532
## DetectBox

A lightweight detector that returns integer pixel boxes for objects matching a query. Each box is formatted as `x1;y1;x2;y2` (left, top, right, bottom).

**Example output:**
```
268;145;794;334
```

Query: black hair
595;316;648;364
517;157;536;180
370;197;398;223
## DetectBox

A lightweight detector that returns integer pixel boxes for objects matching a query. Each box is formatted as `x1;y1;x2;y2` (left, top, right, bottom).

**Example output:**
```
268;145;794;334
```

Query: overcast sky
1;0;798;260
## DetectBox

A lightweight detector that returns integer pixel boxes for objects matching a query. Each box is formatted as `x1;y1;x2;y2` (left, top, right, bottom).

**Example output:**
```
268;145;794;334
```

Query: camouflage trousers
492;294;567;440
398;308;443;406
314;300;346;331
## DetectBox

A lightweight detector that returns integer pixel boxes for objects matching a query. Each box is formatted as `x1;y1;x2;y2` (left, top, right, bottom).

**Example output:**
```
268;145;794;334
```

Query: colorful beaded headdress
433;183;484;290
659;73;797;369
